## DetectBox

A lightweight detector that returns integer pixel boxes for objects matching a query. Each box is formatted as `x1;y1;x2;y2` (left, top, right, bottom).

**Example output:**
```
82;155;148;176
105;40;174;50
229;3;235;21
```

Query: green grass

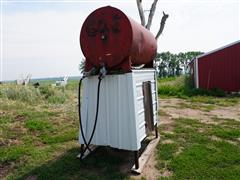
13;147;128;180
157;117;240;179
0;114;12;124
170;141;240;179
188;96;240;106
158;109;170;116
158;76;239;100
0;82;131;179
41;130;78;144
211;117;240;124
25;119;53;131
211;126;240;140
1;79;240;179
158;76;177;83
158;76;240;110
157;143;178;161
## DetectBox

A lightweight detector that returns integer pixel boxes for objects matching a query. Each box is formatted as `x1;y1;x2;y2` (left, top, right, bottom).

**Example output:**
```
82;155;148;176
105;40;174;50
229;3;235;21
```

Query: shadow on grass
19;147;135;180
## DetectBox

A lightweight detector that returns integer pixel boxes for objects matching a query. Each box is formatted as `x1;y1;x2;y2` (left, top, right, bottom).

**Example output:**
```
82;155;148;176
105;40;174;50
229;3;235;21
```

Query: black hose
78;77;91;152
78;75;103;158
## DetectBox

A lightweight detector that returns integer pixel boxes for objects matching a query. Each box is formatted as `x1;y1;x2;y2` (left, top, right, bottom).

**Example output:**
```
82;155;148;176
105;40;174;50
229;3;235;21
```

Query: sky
0;0;239;81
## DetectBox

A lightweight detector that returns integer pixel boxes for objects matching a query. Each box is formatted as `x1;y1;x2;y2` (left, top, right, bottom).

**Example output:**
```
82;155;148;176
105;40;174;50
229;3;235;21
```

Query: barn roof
196;40;240;59
188;40;240;66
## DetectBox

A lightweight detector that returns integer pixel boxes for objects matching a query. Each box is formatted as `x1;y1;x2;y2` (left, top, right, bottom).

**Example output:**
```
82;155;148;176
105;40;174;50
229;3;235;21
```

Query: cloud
1;1;239;80
2;10;86;80
153;2;239;52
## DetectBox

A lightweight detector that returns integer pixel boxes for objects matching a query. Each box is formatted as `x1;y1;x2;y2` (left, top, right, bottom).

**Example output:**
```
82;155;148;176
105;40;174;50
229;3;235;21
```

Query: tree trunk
136;0;169;40
155;12;169;40
136;0;146;26
145;0;158;30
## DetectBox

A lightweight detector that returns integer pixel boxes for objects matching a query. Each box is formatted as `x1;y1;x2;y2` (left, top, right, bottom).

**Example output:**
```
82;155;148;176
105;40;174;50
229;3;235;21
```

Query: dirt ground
160;98;240;124
134;97;240;180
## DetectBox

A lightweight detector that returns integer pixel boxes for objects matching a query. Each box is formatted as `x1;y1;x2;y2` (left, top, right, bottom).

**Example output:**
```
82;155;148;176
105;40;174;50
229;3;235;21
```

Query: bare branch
136;0;146;26
145;0;158;30
155;11;169;40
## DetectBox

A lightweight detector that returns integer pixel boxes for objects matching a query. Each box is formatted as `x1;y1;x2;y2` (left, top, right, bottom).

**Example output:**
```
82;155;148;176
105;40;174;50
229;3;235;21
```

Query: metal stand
80;144;85;159
134;151;139;169
155;124;158;138
77;145;98;160
131;135;160;174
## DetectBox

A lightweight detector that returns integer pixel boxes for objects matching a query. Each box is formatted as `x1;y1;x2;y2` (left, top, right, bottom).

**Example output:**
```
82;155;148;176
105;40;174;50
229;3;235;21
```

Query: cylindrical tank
80;6;157;72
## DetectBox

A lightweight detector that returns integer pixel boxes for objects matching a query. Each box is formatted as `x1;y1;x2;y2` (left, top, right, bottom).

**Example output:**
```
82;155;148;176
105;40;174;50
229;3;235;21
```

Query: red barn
189;40;240;92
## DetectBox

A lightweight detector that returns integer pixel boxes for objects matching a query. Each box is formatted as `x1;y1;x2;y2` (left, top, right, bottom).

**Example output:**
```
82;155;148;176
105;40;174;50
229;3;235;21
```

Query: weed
39;85;66;104
0;84;68;104
65;80;79;91
0;84;42;103
158;76;228;98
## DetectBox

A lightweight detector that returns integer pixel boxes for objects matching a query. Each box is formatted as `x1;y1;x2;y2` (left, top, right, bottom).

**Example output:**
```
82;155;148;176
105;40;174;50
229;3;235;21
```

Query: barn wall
198;43;240;92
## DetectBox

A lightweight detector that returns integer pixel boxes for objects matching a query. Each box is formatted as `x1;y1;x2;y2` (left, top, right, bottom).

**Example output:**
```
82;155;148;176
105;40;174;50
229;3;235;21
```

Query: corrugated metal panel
133;70;158;125
198;42;240;92
79;69;157;151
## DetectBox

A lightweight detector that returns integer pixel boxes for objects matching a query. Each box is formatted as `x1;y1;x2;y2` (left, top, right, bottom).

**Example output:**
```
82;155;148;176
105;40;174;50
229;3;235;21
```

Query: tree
156;52;171;77
79;59;85;73
155;51;203;77
136;0;169;40
177;51;203;73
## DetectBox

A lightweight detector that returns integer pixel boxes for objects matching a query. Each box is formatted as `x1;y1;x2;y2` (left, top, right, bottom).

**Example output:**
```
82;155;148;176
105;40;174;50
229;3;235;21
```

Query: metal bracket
77;145;98;160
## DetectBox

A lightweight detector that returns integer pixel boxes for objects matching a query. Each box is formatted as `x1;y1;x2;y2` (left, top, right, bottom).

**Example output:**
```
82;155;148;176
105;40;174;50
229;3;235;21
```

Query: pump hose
78;77;91;152
78;75;103;158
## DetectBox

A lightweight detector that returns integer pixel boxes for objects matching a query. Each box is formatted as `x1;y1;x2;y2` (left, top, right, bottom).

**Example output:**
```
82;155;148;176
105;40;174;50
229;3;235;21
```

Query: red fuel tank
80;6;157;72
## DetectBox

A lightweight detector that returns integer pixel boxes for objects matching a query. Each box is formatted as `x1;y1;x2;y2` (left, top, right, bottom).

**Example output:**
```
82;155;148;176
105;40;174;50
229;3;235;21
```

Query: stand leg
134;151;139;169
155;124;158;138
80;144;84;159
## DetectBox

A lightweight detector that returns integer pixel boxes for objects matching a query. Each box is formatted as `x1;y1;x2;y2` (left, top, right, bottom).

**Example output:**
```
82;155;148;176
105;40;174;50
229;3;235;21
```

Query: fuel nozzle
99;64;107;80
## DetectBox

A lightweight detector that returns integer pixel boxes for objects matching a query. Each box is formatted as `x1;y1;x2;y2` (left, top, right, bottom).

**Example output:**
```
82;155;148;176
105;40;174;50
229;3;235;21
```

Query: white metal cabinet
79;69;158;151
